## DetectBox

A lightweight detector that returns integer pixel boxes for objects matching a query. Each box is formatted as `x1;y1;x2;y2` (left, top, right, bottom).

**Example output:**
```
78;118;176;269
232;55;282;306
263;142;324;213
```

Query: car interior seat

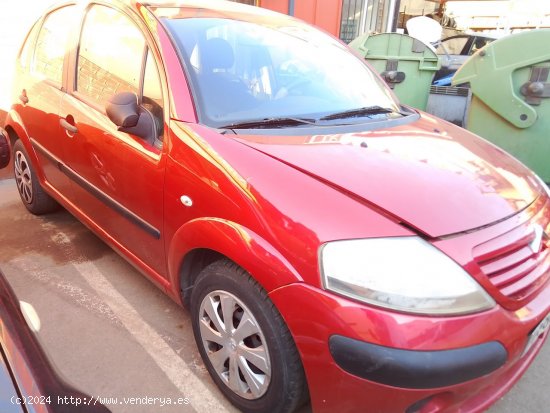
199;37;257;119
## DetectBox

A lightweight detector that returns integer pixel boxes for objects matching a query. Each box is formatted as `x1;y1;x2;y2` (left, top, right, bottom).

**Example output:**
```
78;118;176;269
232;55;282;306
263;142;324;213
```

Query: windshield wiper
319;106;400;121
219;117;317;130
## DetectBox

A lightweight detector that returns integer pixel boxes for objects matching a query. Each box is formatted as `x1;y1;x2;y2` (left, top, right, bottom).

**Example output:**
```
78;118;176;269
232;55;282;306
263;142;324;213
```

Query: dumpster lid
406;16;443;47
452;29;550;129
350;33;441;70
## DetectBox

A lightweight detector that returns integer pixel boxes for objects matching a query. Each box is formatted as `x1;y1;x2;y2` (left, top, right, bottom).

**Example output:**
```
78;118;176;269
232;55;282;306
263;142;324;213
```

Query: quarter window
32;6;75;84
77;5;145;108
20;22;40;69
143;50;164;139
143;50;163;109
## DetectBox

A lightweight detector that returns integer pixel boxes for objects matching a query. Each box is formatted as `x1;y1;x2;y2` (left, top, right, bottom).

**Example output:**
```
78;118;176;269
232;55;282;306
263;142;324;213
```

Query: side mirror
106;92;156;142
106;92;139;128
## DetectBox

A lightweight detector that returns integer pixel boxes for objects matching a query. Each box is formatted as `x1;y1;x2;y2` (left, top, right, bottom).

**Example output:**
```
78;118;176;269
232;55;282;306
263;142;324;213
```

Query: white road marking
8;256;121;326
71;259;229;413
3;185;230;411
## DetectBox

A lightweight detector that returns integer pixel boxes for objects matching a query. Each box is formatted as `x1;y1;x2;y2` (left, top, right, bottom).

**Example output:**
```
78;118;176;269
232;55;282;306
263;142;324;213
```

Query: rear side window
19;21;40;69
77;5;145;108
437;36;469;55
32;6;75;84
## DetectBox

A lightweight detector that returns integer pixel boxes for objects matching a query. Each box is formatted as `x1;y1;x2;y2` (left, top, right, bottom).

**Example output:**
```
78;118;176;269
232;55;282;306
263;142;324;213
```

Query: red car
2;1;550;412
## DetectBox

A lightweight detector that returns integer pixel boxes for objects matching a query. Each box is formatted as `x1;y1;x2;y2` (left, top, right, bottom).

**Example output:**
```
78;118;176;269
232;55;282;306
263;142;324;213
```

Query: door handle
60;118;78;134
19;90;29;104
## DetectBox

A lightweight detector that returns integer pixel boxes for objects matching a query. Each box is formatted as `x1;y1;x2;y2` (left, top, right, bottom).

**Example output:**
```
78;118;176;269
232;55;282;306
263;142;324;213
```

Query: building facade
230;0;400;43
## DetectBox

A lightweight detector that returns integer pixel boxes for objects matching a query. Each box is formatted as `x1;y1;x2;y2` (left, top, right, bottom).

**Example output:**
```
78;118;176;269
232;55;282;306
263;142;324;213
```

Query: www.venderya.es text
11;395;191;407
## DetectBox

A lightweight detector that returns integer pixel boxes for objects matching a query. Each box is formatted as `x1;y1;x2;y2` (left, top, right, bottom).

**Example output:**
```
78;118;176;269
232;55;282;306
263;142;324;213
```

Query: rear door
60;4;167;278
16;5;77;200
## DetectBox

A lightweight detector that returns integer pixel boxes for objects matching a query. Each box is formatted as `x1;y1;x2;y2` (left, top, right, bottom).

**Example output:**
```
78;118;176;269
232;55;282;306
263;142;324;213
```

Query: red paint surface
4;2;550;412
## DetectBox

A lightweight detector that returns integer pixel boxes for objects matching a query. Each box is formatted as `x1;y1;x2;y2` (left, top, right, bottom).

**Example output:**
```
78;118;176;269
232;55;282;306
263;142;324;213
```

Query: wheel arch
4;111;45;182
179;248;225;307
169;218;304;307
4;124;19;149
5;110;30;147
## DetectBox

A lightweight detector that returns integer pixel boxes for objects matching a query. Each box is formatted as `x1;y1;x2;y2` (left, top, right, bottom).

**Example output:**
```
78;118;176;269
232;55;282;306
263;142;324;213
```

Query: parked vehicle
0;128;9;169
2;1;550;412
0;269;111;413
434;34;496;84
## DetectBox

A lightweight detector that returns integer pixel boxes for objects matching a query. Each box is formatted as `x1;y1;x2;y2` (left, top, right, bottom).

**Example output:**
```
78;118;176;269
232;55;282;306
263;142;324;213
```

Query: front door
60;4;167;278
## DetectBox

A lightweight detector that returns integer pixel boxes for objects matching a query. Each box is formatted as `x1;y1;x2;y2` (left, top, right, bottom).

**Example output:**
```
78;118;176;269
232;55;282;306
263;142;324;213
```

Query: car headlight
320;237;495;315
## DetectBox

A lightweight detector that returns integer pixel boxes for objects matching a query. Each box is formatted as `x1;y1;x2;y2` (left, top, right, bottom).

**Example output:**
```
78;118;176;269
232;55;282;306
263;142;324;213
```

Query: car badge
529;224;548;254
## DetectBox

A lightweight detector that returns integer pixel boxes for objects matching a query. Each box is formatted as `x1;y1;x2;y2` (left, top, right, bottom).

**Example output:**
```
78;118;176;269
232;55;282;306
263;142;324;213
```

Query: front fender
167;217;304;300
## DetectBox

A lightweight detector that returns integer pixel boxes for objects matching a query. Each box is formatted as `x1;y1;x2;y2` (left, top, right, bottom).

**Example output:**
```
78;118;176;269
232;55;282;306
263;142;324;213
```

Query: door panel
60;95;166;275
60;4;166;276
18;6;76;199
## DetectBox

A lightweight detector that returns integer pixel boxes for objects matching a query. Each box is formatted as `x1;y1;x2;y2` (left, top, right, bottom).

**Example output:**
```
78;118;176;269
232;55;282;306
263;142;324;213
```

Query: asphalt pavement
0;174;549;413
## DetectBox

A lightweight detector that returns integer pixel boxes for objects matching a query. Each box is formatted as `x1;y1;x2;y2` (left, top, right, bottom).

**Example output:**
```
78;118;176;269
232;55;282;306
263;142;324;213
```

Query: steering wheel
275;77;312;99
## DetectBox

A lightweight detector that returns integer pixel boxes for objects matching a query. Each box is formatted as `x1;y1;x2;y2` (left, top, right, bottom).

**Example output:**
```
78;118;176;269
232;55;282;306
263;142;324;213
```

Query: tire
190;260;309;413
13;140;59;215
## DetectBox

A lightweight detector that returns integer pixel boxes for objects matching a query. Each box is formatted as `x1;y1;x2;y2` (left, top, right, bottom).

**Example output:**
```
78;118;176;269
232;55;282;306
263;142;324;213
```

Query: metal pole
289;0;295;16
387;0;401;32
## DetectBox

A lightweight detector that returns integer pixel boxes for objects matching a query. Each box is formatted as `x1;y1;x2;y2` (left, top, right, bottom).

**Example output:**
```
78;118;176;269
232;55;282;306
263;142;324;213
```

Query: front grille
473;222;550;302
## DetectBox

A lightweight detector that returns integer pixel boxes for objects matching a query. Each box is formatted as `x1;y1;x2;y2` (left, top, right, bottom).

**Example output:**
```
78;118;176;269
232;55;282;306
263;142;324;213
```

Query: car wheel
191;260;308;413
13;140;58;215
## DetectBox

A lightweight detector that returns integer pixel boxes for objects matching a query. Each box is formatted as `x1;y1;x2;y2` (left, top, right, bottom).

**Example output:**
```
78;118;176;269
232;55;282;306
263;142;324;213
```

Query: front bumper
269;282;550;413
329;335;507;389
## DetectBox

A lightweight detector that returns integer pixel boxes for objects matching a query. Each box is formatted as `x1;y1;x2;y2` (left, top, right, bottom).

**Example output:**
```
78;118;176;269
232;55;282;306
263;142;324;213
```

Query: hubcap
198;290;271;399
14;150;33;204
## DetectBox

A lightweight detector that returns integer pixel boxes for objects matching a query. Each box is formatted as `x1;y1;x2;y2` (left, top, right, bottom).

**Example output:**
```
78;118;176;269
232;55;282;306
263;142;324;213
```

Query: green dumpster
453;29;550;182
349;33;441;110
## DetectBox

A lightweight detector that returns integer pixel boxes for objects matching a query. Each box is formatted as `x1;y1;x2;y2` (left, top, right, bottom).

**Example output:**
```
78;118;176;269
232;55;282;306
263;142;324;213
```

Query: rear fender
4;111;46;181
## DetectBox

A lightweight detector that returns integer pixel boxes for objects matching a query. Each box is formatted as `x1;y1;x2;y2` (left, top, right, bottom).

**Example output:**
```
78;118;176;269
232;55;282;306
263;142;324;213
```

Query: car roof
442;33;496;41
44;0;294;26
139;0;290;22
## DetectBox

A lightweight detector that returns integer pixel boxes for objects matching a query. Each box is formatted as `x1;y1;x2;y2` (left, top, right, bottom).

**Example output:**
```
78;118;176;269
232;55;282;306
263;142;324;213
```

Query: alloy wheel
14;150;33;204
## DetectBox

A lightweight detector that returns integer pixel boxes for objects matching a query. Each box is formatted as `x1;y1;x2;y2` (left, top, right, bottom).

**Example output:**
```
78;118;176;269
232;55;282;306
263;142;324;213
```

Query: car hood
234;116;543;238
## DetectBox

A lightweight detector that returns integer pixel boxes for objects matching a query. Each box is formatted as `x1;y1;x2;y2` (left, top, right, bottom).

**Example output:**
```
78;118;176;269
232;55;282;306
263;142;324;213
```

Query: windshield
163;17;401;128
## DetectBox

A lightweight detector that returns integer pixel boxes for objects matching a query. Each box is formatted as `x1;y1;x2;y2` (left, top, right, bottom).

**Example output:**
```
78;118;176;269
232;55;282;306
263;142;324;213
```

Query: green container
350;33;440;110
453;29;550;182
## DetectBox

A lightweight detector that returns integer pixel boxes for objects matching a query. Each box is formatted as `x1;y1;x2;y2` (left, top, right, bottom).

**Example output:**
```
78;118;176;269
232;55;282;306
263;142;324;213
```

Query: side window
469;37;493;56
77;5;145;108
19;21;40;69
437;37;469;56
32;6;75;84
143;50;164;139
